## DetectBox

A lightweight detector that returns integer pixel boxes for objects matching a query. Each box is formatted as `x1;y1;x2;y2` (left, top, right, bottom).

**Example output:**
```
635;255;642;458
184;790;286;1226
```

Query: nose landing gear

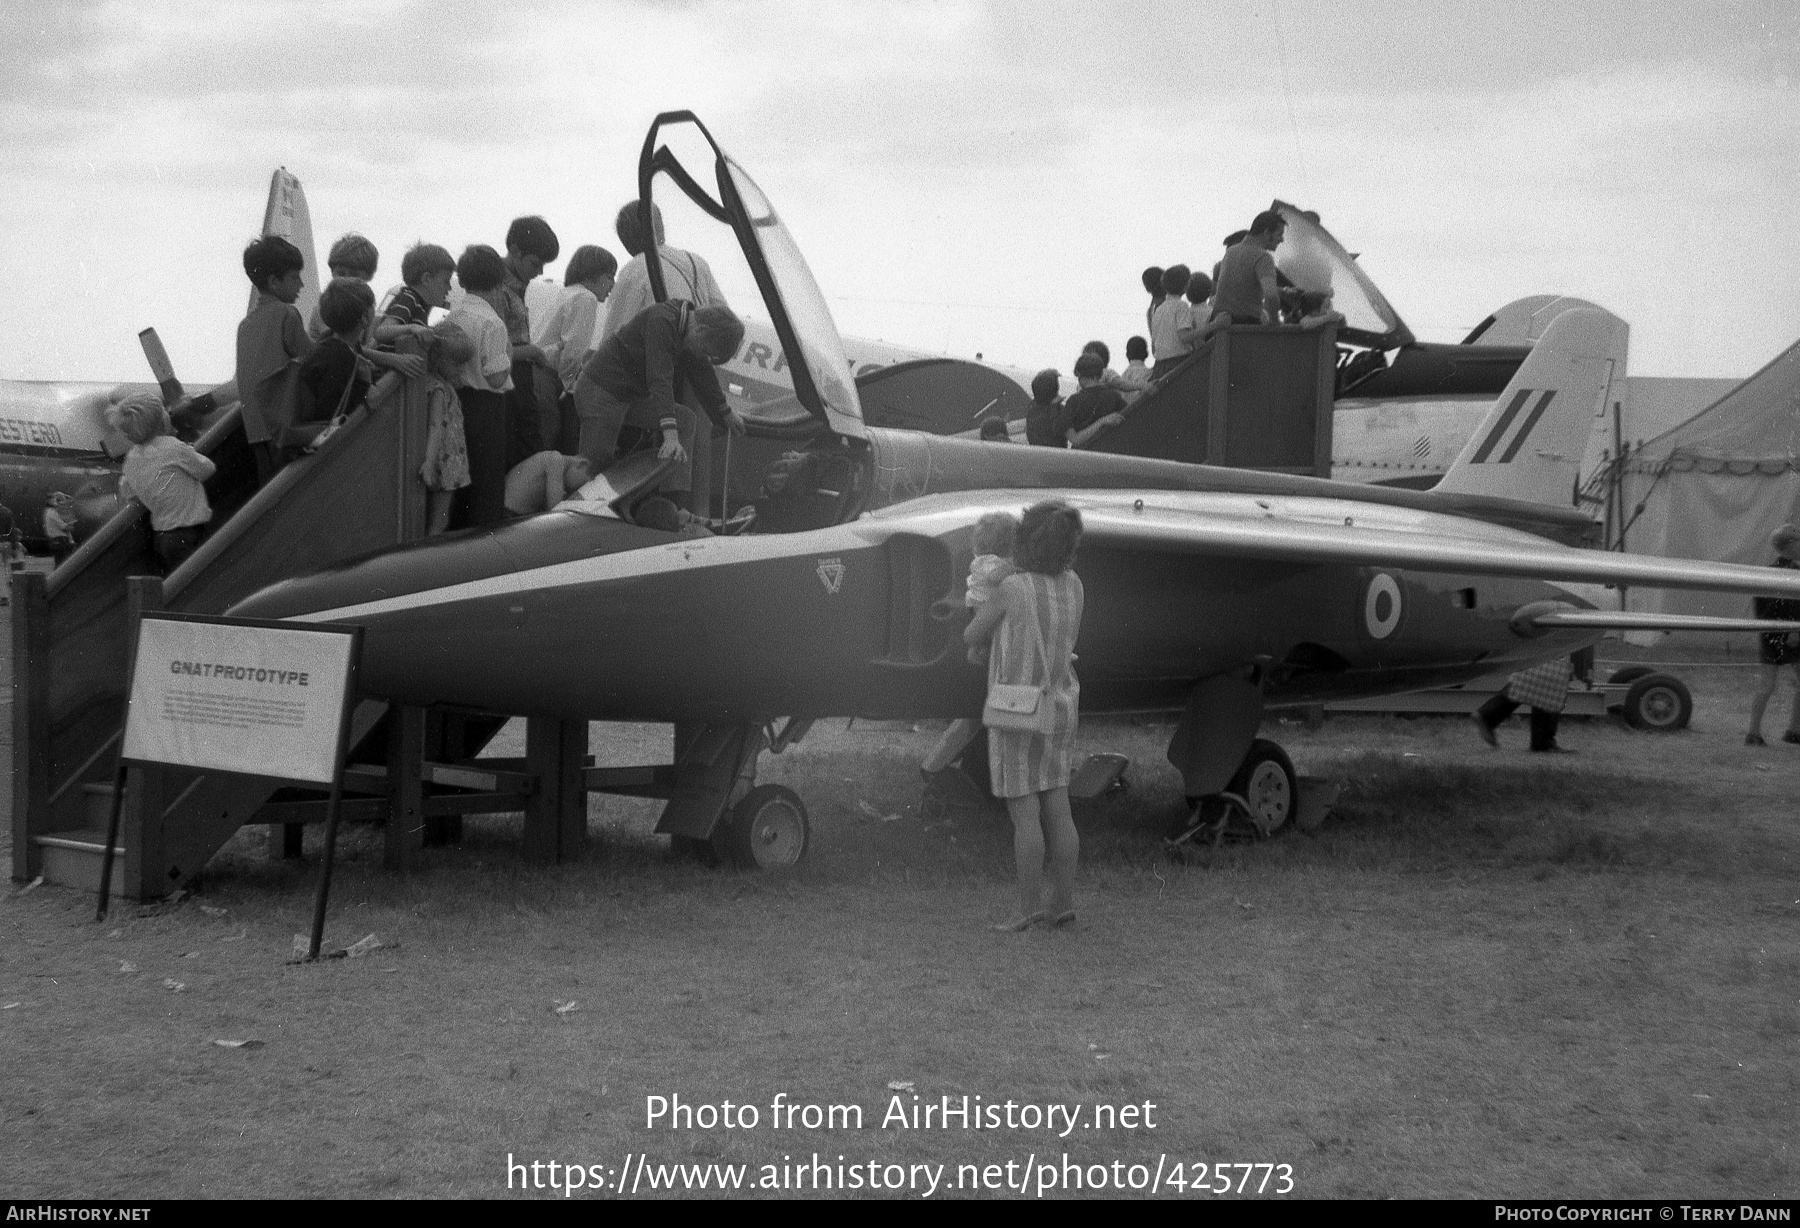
601;718;814;869
717;783;809;868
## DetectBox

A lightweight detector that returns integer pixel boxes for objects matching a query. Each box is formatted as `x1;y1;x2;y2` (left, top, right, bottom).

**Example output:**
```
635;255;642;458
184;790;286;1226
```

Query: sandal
990;912;1045;933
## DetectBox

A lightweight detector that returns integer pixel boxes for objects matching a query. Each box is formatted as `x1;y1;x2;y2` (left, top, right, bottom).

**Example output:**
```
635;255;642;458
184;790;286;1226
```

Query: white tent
1615;338;1800;638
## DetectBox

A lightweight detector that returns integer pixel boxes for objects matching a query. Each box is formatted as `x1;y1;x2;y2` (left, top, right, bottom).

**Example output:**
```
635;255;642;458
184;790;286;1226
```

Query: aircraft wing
866;488;1800;599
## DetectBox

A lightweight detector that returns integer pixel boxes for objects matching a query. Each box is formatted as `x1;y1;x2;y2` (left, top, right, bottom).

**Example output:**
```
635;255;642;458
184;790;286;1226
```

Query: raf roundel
1363;573;1402;640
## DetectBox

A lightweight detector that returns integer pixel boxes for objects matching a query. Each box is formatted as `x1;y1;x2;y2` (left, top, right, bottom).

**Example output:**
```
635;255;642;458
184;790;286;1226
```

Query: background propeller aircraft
231;112;1800;866
1267;203;1745;489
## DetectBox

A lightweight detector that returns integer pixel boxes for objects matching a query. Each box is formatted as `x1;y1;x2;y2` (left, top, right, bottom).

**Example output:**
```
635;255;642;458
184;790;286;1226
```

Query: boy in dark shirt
1063;351;1127;447
291;278;375;458
310;234;426;383
230;235;313;484
1024;369;1069;447
573;301;746;499
502;215;560;468
375;242;455;350
1141;266;1164;333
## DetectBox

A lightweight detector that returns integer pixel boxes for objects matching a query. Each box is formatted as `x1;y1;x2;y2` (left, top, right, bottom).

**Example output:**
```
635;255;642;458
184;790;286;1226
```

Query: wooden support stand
523;717;586;864
385;704;426;871
119;577;165;903
10;571;48;883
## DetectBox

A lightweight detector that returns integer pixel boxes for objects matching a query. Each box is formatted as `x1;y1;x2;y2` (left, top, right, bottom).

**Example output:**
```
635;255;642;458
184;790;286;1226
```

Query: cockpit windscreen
724;159;863;438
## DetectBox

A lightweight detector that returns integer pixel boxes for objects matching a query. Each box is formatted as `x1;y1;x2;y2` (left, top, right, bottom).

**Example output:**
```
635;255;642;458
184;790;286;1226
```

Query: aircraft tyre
716;784;810;869
1227;740;1298;837
1604;665;1654;713
1622;673;1692;732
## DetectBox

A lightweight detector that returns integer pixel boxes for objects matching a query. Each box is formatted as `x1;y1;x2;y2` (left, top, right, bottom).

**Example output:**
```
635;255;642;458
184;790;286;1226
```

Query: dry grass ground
3;663;1797;1199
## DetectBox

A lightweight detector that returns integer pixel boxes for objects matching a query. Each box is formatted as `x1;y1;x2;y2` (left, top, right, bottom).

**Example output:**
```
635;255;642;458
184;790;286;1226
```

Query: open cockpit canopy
637;112;866;442
1271;200;1413;351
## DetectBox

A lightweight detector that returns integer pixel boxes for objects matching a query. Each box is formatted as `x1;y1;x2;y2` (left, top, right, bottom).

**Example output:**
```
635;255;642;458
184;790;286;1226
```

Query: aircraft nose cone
229;526;516;624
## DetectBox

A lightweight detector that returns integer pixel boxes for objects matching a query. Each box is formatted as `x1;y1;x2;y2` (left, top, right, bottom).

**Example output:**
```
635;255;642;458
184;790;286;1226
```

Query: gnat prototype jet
234;113;1800;865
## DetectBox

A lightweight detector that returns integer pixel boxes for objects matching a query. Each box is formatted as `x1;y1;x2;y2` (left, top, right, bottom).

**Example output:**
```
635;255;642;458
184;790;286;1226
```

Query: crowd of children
147;213;638;559
1022;339;1146;449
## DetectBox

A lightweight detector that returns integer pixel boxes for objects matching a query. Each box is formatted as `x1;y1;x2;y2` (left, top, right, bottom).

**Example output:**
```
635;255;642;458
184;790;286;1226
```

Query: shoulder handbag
279;343;360;452
982;579;1061;735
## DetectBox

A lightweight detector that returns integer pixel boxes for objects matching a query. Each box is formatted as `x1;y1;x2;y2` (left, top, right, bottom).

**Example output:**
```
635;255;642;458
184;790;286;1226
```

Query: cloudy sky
2;0;1795;386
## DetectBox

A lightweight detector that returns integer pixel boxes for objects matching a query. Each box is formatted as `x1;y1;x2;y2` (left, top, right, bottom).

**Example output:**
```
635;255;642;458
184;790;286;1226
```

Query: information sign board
121;615;359;785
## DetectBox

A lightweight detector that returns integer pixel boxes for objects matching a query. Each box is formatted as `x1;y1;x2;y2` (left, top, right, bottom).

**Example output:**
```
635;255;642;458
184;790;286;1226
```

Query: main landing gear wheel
1622;672;1692;732
714;784;810;869
1226;739;1299;838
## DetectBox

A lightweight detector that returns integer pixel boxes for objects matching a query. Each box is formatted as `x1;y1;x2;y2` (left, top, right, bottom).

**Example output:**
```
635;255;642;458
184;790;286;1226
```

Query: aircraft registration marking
0;417;65;447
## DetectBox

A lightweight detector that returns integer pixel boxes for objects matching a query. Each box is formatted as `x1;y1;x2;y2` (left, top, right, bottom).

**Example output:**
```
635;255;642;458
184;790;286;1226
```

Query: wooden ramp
11;374;432;898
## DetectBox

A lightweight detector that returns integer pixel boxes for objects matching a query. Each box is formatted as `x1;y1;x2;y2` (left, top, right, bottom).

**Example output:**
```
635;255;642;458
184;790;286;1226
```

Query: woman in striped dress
964;500;1086;931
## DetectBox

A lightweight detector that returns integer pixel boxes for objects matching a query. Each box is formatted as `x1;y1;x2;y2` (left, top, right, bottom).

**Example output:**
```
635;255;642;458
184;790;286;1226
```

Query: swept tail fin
1434;307;1625;506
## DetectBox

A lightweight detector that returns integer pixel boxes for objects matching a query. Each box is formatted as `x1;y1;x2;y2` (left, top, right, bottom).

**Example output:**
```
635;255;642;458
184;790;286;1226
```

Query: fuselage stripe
1468;389;1532;464
1495;390;1557;464
286;520;881;624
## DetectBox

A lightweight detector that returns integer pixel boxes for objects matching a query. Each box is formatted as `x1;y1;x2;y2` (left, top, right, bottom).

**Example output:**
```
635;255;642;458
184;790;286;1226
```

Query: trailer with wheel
1323;665;1693;731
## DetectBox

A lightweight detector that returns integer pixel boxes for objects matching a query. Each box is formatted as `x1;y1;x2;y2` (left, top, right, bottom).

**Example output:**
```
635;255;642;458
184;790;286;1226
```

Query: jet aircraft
230;111;1800;868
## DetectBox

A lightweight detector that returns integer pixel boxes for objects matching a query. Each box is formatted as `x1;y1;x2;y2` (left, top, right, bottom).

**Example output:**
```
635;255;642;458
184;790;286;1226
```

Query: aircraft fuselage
233;429;1598;723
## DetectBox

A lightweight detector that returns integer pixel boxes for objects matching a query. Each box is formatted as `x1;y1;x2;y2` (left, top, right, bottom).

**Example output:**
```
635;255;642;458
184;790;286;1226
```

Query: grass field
3;664;1797;1199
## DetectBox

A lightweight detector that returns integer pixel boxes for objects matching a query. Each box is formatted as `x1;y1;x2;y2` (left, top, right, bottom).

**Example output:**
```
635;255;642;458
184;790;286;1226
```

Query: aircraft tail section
1462;295;1608;347
1434;307;1625;507
251;168;321;324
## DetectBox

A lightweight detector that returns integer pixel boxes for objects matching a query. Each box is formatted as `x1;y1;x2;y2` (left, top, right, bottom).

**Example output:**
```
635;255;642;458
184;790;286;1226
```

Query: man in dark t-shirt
573;300;746;498
1213;210;1287;327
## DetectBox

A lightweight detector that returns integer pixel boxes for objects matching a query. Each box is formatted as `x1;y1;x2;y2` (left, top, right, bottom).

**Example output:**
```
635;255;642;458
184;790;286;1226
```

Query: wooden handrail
161;371;405;604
